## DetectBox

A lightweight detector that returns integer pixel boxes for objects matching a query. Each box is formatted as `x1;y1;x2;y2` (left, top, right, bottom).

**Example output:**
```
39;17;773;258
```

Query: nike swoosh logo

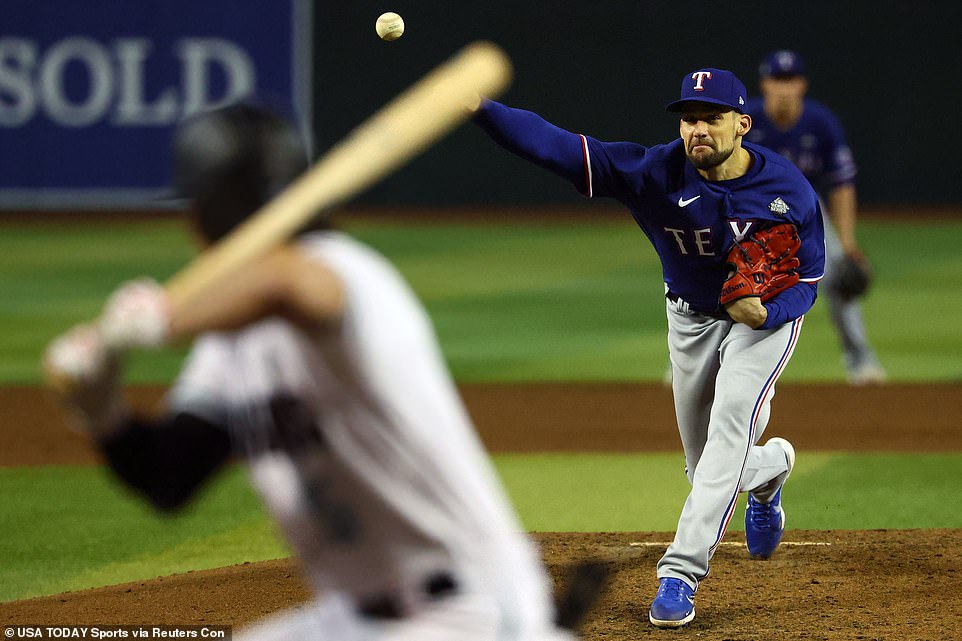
678;195;701;207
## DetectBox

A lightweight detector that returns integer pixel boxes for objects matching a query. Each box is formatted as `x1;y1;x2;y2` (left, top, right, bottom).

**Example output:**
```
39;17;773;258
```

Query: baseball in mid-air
375;12;405;41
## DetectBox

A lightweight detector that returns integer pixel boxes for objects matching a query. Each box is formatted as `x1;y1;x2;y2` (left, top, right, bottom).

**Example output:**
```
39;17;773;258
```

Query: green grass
0;465;287;603
2;217;961;383
349;219;962;382
0;223;194;383
3;452;961;602
3;217;959;605
497;452;962;531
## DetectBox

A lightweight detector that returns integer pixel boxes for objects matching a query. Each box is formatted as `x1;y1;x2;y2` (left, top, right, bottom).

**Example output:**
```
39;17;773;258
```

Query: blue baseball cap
759;50;806;78
665;68;748;113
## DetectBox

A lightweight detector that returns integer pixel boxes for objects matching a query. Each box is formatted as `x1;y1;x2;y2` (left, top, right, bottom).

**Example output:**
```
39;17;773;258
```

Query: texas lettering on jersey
473;100;826;314
583;138;823;311
663;215;790;256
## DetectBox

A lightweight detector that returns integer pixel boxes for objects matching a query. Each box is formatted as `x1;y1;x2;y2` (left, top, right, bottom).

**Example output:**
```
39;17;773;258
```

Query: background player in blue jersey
745;50;886;385
472;68;825;628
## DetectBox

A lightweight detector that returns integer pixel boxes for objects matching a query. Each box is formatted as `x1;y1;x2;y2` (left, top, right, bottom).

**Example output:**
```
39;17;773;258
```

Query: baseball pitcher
471;68;825;627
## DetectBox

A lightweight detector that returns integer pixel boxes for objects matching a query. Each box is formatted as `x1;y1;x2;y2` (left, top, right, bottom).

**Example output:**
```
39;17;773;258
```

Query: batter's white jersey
167;232;560;640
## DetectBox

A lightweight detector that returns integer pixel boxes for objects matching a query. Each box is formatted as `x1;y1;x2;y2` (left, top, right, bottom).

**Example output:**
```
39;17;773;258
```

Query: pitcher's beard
689;145;734;170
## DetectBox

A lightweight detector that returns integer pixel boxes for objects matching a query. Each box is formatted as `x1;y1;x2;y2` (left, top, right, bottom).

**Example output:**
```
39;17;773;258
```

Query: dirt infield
4;383;962;466
5;530;961;640
3;382;962;639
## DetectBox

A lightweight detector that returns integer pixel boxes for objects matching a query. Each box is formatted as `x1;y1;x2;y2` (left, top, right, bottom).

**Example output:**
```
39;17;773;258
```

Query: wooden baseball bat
164;41;512;312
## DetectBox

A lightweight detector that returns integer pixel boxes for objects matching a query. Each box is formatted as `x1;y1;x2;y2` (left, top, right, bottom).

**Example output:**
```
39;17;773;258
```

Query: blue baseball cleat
648;577;696;628
746;489;785;559
746;437;795;559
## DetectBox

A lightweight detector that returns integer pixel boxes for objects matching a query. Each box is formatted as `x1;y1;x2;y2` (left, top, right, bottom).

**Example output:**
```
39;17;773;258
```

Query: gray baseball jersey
168;232;565;641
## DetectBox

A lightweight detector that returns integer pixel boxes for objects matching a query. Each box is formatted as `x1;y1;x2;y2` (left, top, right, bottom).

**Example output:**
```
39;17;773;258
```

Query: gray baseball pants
657;296;800;589
820;208;882;375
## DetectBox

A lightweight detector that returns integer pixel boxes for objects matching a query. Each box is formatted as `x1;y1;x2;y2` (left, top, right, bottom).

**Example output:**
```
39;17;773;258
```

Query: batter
43;103;578;641
472;68;825;627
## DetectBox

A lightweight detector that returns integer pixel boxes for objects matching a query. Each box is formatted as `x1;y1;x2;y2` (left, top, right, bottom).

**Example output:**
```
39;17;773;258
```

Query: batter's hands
99;278;171;350
724;297;768;329
42;324;127;436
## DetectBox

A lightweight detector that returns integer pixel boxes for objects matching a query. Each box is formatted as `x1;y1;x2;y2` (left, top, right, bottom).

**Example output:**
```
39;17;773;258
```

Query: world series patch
769;197;789;215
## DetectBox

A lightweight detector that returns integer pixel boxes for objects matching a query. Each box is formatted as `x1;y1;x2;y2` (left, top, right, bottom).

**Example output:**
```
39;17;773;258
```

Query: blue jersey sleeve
474;100;652;200
582;137;651;200
759;189;826;328
473;100;591;193
814;103;857;187
795;197;826;283
760;282;818;329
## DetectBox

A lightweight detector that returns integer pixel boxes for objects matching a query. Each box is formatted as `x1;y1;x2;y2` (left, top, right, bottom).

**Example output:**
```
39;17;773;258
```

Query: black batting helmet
172;102;309;242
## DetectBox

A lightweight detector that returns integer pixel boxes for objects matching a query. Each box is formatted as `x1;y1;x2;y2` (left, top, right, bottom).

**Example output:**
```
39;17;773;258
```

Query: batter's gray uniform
167;232;572;641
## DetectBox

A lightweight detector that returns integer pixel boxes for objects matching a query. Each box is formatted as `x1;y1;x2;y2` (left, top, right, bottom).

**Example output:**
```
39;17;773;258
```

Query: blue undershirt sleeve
473;100;589;192
760;282;818;329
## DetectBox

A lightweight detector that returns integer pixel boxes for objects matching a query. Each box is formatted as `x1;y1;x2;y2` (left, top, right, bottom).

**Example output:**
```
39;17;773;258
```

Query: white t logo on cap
691;71;713;90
